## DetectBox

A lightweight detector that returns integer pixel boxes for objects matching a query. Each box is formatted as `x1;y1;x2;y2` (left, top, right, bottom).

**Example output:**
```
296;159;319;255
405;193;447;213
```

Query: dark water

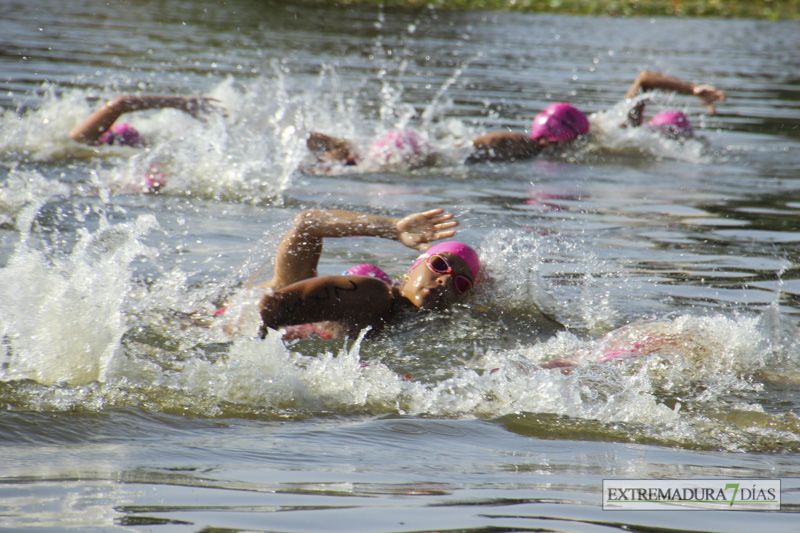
1;0;800;530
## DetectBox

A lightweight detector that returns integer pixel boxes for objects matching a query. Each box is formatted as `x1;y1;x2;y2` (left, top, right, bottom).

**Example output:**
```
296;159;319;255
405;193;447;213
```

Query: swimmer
467;101;589;163
469;70;726;161
623;70;726;139
307;70;725;166
255;208;480;340
625;69;726;116
68;94;223;147
306;128;438;171
642;110;695;139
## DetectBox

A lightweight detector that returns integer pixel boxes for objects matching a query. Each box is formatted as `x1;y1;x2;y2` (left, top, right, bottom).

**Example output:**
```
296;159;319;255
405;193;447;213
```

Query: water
1;0;800;530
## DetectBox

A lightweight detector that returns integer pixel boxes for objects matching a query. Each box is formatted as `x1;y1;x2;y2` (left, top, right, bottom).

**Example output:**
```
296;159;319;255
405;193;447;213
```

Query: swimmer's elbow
293;209;325;233
259;291;293;331
67;129;85;143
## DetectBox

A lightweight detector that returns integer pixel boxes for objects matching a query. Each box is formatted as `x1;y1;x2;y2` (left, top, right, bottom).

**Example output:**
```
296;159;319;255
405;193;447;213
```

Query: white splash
0;206;158;386
0;168;71;227
588;94;713;163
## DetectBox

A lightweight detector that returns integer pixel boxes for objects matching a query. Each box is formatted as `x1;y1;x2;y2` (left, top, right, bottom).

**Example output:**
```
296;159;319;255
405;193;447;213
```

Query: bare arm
467;131;543;163
69;94;222;144
625;70;726;114
262;208;458;290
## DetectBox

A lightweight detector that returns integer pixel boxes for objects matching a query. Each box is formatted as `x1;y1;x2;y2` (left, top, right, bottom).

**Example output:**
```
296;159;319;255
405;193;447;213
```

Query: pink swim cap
343;264;392;285
97;123;143;147
647;111;693;138
530;102;590;143
366;128;432;167
408;241;481;284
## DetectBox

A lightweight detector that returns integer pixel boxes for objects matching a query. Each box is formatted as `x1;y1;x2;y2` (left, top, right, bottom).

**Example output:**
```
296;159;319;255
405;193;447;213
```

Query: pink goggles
426;254;473;294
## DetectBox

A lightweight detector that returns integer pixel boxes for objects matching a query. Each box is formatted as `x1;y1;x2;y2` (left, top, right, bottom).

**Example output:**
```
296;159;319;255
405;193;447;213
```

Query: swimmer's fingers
202;97;228;118
410;229;457;251
693;85;726;115
421;229;457;249
433;220;458;232
396;209;445;233
416;208;449;220
429;213;456;226
403;211;458;234
185;96;227;120
396;210;458;250
418;208;457;228
693;85;725;101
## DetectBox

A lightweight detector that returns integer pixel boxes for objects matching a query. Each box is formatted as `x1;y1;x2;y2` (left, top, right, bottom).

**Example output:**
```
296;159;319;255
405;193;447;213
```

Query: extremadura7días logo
602;479;780;510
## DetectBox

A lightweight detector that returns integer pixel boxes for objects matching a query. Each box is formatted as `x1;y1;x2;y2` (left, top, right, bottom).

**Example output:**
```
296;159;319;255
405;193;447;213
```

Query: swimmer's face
400;252;474;310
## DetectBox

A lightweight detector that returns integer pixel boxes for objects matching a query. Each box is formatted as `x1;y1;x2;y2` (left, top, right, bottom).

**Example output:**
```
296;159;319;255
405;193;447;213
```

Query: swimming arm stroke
263;208;458;290
69;94;222;144
625;70;726;114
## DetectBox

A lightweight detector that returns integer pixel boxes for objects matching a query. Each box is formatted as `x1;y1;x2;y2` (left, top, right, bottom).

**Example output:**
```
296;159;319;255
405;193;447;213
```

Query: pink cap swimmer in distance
647;111;693;138
530;102;590;143
408;241;482;284
366;128;432;167
97;123;143;147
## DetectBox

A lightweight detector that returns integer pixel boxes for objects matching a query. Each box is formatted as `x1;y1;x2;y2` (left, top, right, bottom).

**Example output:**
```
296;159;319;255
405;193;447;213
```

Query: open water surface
1;0;800;530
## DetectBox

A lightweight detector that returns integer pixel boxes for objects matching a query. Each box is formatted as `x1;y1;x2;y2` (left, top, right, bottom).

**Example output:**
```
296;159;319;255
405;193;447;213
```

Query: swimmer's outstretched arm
261;208;458;291
467;131;543;163
625;70;726;114
68;94;223;144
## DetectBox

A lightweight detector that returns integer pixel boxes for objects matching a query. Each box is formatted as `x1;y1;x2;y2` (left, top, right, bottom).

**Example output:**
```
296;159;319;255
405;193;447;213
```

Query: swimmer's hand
395;208;458;251
692;84;726;114
182;96;227;120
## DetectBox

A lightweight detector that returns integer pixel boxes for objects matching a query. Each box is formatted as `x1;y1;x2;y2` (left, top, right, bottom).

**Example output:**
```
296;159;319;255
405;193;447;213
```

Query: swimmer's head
366;128;432;167
402;241;481;309
408;241;481;285
530;102;590;143
343;264;392;285
97;123;144;147
647;111;694;138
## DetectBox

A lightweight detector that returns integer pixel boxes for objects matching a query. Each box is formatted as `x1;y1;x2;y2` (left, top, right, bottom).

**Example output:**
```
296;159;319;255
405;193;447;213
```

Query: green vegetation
302;0;799;20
